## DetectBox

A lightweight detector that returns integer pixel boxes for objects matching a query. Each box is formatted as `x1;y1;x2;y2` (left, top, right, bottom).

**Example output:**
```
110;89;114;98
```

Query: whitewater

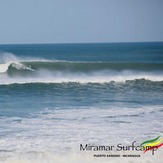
0;53;163;85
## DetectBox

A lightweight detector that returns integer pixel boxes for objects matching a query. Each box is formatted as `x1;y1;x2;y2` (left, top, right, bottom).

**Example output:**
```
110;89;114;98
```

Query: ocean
0;42;163;163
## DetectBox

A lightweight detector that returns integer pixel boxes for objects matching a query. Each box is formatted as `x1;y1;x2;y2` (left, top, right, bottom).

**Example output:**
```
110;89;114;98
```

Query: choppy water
0;42;163;163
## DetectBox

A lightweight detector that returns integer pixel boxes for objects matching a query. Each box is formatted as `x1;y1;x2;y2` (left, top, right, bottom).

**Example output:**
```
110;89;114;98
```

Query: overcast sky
0;0;163;44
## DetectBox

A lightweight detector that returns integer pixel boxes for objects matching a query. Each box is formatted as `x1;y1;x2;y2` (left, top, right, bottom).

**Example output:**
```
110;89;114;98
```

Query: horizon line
0;41;163;46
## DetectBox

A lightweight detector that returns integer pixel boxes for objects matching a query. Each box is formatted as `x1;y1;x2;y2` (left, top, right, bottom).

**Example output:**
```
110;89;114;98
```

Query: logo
80;135;163;157
140;135;163;155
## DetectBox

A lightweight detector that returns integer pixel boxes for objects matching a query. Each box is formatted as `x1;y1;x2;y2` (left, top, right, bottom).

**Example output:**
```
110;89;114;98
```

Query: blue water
0;42;163;62
0;42;163;162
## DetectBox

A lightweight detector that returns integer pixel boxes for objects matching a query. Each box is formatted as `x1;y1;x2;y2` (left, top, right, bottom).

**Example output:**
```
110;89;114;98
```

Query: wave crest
0;53;163;85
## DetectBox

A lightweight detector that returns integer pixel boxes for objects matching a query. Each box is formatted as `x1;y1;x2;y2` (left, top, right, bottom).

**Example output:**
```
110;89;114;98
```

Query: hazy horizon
0;41;163;46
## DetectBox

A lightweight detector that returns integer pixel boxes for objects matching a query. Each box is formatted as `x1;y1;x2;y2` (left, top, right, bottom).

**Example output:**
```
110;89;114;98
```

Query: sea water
0;42;163;163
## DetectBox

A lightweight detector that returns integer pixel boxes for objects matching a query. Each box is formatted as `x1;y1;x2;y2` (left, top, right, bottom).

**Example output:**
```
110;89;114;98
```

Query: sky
0;0;163;44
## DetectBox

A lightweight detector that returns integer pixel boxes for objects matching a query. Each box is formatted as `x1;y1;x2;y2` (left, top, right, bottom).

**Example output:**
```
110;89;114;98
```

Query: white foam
11;63;35;71
0;63;10;73
0;53;35;74
0;62;35;74
0;53;163;85
0;106;162;152
0;52;19;63
2;149;163;163
0;52;59;63
0;106;163;162
0;69;163;85
0;53;18;73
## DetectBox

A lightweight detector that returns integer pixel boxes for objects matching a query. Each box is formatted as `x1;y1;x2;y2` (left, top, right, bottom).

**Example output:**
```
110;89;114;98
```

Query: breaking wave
0;53;163;85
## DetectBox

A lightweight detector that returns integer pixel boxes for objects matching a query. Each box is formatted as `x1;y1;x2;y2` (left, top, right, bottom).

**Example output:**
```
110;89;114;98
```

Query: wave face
6;61;163;72
0;53;163;85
